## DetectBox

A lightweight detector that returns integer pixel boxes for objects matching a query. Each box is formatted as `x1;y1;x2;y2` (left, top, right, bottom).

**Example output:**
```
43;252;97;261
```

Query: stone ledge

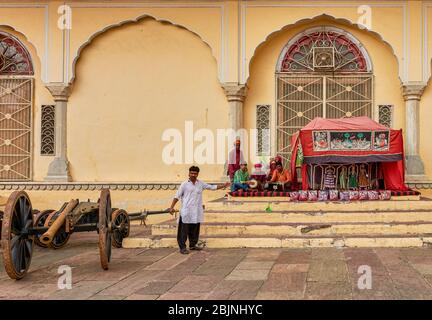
0;181;430;191
0;182;185;191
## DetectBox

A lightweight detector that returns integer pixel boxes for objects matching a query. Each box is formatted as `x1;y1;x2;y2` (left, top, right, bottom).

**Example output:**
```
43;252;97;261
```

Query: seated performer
231;162;251;192
266;159;277;181
269;162;292;191
250;163;267;191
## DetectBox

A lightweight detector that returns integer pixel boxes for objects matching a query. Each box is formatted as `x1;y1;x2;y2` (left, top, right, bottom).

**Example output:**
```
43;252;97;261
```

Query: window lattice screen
41;105;55;155
378;105;393;128
276;74;373;163
0;78;32;180
256;105;270;155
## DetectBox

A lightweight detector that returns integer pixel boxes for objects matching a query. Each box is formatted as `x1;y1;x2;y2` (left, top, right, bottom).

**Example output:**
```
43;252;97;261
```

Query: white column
402;83;428;180
222;83;247;130
44;83;72;181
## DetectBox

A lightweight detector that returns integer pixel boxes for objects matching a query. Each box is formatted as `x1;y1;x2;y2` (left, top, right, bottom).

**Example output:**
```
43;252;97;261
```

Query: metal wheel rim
98;189;112;270
111;209;130;248
1;191;34;280
43;210;71;249
33;210;55;248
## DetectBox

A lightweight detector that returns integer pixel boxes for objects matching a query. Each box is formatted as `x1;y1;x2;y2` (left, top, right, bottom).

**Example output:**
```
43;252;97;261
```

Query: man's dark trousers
177;216;201;249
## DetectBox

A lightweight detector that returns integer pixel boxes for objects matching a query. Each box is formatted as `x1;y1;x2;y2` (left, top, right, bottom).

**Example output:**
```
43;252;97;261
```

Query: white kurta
174;179;217;224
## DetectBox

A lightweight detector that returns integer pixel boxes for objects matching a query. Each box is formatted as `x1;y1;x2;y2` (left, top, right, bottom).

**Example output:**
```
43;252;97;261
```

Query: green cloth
233;169;249;184
348;174;358;189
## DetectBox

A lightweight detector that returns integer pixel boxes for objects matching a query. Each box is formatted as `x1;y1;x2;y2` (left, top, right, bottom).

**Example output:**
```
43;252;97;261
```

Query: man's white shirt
175;179;217;223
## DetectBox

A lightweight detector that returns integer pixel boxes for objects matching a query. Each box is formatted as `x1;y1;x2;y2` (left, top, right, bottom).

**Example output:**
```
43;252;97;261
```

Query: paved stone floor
2;230;432;299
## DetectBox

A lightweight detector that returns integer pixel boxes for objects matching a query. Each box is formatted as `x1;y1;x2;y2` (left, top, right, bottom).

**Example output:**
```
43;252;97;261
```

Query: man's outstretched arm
168;198;179;215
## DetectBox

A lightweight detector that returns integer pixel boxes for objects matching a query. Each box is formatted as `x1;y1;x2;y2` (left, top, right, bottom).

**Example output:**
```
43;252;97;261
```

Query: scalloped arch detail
246;14;402;84
70;14;220;84
0;25;41;76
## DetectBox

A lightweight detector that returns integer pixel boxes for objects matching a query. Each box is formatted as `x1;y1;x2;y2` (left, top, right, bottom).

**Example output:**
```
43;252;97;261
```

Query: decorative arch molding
276;26;373;73
0;26;40;76
71;14;221;84
246;14;402;84
0;30;33;75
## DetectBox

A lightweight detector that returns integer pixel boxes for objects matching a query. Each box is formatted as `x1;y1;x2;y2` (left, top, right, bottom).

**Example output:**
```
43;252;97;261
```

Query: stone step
122;234;432;249
151;220;432;237
201;211;432;223
205;199;432;212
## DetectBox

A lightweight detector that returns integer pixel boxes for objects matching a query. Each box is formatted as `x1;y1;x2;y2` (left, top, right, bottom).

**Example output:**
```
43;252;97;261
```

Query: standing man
169;166;230;254
227;138;245;182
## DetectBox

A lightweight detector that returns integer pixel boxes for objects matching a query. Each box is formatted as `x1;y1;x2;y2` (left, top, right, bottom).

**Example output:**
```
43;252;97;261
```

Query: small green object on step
265;203;272;213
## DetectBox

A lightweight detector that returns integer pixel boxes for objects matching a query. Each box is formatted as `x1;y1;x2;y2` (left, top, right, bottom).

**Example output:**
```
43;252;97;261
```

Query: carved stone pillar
222;83;247;130
44;83;72;181
402;83;427;179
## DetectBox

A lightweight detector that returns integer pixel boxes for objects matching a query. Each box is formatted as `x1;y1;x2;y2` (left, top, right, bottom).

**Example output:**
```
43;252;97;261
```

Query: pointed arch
71;15;219;84
0;30;34;75
247;14;401;84
276;26;373;73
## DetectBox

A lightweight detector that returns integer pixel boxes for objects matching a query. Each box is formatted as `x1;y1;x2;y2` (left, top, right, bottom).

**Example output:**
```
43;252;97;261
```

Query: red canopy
290;117;408;191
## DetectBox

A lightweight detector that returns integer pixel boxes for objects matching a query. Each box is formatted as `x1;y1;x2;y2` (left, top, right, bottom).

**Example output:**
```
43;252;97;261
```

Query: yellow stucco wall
68;18;228;182
1;1;432;182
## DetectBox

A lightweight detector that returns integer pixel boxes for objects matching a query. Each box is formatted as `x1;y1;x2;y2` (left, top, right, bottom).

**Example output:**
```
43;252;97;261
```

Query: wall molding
0;182;181;191
423;2;432;83
240;2;407;84
0;181;429;191
65;2;225;82
0;3;49;83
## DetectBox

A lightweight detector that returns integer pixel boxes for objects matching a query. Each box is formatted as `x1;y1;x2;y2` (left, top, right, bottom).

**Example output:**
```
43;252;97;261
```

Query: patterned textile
299;191;308;201
318;190;329;201
368;191;379;200
290;191;299;201
349;191;359;201
391;190;421;196
323;173;336;189
379;190;391;200
308;190;318;201
359;190;369;200
340;191;350;201
329;190;339;201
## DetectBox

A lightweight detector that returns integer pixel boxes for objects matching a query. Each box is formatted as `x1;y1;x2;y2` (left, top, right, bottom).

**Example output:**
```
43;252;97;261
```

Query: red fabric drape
301;164;309;190
289;118;410;191
381;161;408;191
290;132;300;189
381;131;408;191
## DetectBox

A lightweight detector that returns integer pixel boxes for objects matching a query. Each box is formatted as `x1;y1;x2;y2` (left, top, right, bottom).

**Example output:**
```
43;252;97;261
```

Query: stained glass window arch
276;26;372;73
0;31;34;75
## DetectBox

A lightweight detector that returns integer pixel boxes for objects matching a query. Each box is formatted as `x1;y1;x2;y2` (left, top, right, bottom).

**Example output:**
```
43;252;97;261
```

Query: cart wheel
1;191;34;280
34;210;55;248
43;210;71;249
111;209;130;248
98;189;112;270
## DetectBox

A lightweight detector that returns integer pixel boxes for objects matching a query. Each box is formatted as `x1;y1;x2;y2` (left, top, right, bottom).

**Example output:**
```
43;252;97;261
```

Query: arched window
278;28;371;73
0;32;33;75
275;26;373;163
0;31;34;181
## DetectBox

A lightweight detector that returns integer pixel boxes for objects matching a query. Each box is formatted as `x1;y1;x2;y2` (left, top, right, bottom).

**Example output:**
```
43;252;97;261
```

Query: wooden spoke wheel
43;210;71;249
98;189;112;270
111;209;130;248
34;210;56;248
1;191;34;280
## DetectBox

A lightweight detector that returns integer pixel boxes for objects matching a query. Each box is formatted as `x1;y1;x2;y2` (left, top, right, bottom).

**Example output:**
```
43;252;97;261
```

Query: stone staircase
122;197;432;248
